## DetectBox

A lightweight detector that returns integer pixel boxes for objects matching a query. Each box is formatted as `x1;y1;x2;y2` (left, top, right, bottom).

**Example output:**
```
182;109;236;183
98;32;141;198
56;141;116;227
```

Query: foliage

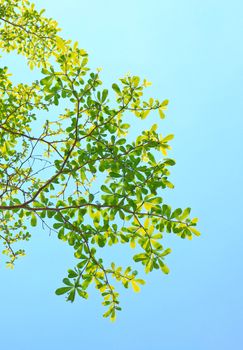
0;0;200;320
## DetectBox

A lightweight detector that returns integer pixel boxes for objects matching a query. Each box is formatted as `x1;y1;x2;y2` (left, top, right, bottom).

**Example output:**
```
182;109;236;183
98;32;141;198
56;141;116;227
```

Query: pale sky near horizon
0;1;243;349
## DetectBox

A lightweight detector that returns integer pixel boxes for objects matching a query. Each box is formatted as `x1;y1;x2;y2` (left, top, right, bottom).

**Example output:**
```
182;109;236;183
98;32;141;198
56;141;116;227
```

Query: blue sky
0;0;243;349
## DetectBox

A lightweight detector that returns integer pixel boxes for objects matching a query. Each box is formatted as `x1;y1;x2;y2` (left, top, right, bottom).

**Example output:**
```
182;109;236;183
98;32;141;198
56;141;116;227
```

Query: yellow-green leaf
144;202;153;211
130;239;136;249
148;225;154;235
161;264;170;274
190;227;201;236
159;108;165;119
131;280;140;293
144;217;150;229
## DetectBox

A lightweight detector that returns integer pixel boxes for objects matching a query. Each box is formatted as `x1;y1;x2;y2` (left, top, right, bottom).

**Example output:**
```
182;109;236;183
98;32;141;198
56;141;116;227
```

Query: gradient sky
0;0;243;349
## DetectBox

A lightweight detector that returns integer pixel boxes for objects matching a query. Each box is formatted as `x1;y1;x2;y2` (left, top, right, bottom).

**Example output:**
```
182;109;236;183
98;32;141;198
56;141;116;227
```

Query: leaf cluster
0;0;200;320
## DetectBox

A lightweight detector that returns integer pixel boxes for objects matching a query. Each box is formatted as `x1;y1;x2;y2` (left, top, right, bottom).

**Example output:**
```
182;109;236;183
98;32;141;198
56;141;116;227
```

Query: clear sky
0;0;243;349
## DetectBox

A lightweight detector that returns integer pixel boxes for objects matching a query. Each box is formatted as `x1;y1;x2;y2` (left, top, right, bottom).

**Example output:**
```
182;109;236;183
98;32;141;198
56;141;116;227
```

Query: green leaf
171;208;182;219
112;83;121;94
55;287;72;295
101;185;111;193
30;213;37;227
161;264;170;274
159;260;170;274
40;75;53;87
77;289;88;299
133;253;147;262
102;89;108;102
67;289;76;302
109;172;121;178
63;278;73;286
68;269;78;278
103;308;112;318
180;207;191;220
161;248;172;257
